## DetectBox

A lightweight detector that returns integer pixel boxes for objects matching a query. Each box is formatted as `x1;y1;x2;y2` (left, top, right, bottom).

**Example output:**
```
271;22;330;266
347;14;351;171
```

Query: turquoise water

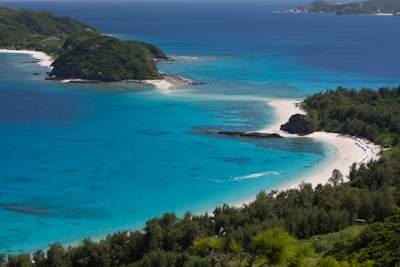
0;1;399;253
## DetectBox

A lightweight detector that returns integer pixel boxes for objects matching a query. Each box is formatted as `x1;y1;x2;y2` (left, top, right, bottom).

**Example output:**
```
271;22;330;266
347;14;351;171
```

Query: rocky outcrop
212;131;283;139
280;114;314;135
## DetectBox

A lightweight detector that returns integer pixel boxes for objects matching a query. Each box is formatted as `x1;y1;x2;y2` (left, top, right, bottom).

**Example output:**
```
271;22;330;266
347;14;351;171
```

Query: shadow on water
0;203;110;219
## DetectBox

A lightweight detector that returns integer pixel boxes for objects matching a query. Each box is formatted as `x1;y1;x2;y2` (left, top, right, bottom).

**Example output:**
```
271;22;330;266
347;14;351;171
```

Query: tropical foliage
0;7;94;55
50;33;165;81
303;87;400;147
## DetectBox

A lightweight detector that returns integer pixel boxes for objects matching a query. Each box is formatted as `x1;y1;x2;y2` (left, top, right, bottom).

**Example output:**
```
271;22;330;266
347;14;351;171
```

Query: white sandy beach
0;49;53;68
230;98;382;208
261;98;382;189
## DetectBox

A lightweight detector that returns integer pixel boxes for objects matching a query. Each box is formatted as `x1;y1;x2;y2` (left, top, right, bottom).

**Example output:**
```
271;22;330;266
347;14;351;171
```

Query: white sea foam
172;55;200;61
233;171;281;181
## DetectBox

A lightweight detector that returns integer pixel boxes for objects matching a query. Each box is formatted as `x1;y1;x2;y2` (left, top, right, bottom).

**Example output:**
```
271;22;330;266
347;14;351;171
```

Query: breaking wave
232;171;281;181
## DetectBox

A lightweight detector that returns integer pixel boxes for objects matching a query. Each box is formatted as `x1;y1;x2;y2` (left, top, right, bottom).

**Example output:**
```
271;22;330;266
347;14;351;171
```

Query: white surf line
232;171;281;181
0;49;53;68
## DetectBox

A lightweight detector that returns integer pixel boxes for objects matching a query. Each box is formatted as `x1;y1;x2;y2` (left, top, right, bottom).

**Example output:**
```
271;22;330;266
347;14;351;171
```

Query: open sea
0;0;399;253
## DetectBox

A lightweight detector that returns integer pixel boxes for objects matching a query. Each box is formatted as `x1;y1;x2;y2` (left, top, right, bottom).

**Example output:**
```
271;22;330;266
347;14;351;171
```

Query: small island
50;33;166;82
279;0;400;16
0;7;172;82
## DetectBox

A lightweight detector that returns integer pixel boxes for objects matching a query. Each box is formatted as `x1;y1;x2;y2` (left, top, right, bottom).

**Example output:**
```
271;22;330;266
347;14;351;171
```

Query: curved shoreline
231;98;382;207
0;49;53;68
261;99;381;188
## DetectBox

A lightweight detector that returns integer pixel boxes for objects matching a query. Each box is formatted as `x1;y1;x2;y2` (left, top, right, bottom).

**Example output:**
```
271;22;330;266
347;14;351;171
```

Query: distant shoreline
274;9;400;16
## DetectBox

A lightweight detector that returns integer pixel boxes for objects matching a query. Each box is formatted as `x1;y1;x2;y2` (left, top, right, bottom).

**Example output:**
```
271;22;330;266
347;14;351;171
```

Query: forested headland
0;7;167;81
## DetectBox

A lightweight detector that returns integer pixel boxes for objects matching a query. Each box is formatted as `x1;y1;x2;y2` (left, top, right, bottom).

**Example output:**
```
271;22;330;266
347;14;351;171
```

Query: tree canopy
303;87;400;147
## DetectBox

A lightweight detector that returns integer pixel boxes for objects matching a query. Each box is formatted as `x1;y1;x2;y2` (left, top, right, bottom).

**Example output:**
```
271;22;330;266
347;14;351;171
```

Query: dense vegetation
50;33;165;81
0;7;94;55
0;7;167;81
296;0;400;15
2;87;400;266
303;87;400;147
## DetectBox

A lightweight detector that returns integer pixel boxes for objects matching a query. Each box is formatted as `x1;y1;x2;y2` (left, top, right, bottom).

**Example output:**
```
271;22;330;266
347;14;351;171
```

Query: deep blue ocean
0;1;399;253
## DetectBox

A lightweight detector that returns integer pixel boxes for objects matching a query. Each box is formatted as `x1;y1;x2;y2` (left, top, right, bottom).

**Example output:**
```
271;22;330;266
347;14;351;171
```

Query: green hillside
0;7;95;55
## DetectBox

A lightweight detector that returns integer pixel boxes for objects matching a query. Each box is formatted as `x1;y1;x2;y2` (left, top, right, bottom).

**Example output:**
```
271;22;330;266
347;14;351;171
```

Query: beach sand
143;75;193;91
262;98;381;189
231;98;381;208
0;49;53;68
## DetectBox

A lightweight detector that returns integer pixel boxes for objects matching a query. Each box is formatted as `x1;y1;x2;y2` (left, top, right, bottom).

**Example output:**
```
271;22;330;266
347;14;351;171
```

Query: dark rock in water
191;81;205;85
216;131;283;138
243;132;283;138
21;60;41;64
280;114;314;135
216;131;242;136
33;73;41;76
69;79;101;84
